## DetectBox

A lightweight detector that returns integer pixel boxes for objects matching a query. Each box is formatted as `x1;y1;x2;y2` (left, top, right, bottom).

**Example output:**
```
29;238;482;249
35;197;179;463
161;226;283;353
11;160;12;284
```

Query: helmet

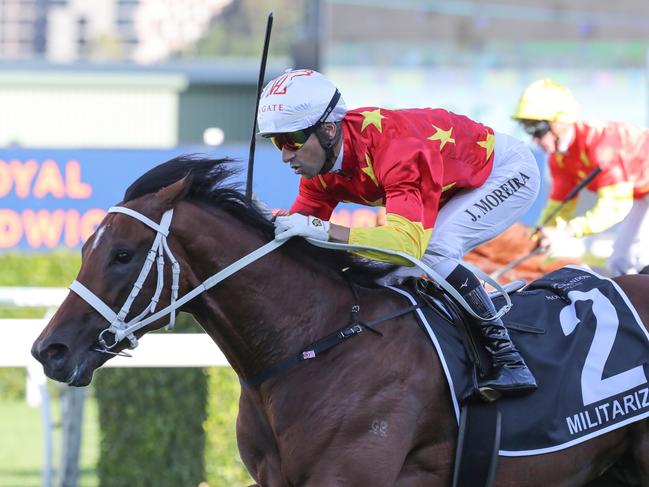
512;79;579;123
257;69;347;135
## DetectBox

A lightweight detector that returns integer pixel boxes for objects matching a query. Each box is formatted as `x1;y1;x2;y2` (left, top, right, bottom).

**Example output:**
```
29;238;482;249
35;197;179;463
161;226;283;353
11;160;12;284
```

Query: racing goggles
521;120;552;139
269;125;318;152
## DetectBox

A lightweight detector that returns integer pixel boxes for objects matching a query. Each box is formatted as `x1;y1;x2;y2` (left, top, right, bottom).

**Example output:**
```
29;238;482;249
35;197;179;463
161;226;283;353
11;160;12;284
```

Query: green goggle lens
269;129;312;151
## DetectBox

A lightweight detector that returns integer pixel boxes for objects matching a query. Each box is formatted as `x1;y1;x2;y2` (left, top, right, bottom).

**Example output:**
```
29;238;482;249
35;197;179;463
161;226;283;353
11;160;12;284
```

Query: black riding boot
446;265;537;401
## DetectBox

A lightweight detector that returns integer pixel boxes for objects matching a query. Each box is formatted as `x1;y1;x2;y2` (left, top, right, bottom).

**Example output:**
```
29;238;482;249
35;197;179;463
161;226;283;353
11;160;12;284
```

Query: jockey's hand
539;225;575;250
274;214;330;241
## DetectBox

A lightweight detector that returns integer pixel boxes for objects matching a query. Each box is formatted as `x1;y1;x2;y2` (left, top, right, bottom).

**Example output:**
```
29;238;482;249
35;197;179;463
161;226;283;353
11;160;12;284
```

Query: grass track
0;394;99;487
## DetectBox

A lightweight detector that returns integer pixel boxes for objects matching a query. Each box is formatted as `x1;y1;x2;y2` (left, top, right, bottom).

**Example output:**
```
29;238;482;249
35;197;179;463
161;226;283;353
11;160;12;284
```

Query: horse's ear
156;174;192;209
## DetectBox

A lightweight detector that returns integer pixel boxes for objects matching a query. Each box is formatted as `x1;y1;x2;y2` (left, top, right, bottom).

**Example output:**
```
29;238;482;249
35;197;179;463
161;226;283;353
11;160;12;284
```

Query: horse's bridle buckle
339;324;363;338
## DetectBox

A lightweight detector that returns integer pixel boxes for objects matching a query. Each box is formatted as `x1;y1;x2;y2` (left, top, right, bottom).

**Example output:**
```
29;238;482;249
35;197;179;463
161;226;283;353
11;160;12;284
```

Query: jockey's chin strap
69;206;287;354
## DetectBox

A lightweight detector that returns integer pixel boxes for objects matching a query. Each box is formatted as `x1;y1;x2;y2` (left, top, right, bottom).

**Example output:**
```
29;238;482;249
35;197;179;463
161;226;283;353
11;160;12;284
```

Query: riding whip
532;166;602;236
490;166;602;280
245;12;274;200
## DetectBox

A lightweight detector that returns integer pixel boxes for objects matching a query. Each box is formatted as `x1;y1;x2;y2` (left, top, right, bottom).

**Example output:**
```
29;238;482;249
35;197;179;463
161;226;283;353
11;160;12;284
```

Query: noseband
70;205;287;355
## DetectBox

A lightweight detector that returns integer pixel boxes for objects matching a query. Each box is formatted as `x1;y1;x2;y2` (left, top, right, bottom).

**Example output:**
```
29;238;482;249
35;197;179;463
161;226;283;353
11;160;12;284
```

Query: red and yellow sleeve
349;213;432;266
537;198;578;228
290;179;338;220
567;182;633;237
348;139;441;265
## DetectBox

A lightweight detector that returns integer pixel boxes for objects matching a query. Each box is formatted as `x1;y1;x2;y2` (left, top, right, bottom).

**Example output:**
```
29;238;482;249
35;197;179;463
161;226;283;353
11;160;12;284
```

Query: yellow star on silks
442;182;456;192
362;153;379;186
360;108;386;133
580;151;591;167
428;125;456;150
477;133;495;160
555;153;565;168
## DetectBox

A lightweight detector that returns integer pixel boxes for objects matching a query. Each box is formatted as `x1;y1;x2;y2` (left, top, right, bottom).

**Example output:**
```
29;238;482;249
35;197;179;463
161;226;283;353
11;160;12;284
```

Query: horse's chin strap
69;205;288;353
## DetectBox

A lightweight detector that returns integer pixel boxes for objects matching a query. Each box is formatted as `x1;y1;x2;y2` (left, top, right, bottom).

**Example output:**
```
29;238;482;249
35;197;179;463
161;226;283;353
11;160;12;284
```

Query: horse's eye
114;250;133;264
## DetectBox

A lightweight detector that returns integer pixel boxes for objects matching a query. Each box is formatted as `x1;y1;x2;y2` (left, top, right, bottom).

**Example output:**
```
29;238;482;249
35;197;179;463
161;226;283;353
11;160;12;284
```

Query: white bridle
69;206;287;354
68;205;512;356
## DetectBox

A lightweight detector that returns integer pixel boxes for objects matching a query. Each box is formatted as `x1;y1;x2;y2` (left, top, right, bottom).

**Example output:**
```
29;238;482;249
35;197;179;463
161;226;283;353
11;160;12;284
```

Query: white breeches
386;132;540;282
608;196;649;275
424;132;540;268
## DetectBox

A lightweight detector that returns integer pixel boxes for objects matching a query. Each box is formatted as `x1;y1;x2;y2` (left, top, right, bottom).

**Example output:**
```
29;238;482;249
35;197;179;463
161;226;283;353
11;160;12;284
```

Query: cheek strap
317;122;342;175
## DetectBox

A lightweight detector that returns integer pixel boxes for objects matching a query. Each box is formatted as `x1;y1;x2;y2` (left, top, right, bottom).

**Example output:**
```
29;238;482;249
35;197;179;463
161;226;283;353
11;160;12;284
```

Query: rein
306;239;512;322
70;204;512;366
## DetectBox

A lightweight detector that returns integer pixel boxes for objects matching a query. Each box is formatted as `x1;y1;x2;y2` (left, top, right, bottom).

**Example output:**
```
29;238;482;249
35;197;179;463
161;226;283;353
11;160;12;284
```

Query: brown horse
32;157;649;486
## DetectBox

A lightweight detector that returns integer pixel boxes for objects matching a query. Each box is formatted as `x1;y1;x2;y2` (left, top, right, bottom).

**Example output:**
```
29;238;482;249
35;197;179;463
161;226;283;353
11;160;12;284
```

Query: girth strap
240;303;422;388
452;403;501;487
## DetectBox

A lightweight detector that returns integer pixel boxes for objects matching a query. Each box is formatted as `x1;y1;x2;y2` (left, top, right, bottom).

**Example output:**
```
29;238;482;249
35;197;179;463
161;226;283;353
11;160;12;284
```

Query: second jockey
513;79;649;276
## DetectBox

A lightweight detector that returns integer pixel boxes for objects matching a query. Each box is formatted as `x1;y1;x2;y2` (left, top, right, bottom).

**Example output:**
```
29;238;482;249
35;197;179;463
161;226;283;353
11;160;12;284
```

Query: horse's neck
201;265;348;377
176;206;352;378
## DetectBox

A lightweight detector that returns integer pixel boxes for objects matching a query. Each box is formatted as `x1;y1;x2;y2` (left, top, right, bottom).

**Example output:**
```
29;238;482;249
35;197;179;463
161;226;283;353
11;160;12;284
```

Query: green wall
178;83;258;144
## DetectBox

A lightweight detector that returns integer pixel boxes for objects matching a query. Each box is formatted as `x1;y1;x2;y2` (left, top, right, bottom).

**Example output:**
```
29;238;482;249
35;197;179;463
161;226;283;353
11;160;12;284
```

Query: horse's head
31;159;202;386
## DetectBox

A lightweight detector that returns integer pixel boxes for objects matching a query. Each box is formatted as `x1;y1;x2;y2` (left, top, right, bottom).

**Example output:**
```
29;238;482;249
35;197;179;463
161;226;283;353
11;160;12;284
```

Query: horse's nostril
43;343;69;363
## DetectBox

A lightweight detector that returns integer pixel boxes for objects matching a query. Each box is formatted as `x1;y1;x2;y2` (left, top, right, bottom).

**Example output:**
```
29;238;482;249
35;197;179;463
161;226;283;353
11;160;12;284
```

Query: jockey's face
529;121;573;154
533;128;558;153
281;123;337;179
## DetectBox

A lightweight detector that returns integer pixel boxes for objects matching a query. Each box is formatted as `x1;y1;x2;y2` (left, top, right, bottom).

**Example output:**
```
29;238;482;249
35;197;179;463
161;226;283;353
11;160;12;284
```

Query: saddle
404;268;649;487
412;276;530;398
394;266;649;456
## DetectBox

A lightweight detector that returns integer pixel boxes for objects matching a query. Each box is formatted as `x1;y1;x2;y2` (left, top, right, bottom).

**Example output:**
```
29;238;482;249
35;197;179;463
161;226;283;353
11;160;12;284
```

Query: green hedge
205;368;253;486
0;250;80;286
0;251;81;399
94;314;208;487
0;368;26;401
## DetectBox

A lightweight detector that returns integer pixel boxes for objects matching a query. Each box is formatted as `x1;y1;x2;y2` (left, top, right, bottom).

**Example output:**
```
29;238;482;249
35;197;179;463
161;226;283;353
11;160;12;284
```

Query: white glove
274;214;330;241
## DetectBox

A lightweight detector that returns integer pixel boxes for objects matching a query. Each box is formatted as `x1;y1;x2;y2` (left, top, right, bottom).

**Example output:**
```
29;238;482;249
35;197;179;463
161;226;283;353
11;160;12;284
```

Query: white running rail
0;286;228;487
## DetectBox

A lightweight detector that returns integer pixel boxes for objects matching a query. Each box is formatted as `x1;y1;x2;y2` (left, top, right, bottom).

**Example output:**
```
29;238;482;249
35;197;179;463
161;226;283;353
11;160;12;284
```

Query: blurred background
1;0;648;485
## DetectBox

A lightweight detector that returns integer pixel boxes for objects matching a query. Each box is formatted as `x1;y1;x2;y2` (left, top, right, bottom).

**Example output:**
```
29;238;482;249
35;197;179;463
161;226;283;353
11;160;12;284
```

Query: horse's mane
123;155;394;285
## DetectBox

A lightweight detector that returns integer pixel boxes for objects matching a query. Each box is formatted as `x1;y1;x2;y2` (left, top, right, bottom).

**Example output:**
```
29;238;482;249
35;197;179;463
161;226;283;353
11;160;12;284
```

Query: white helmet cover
257;69;347;135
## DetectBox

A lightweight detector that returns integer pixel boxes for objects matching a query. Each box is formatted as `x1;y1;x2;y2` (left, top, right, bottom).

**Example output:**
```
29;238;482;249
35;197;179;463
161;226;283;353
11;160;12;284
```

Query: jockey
258;69;540;398
513;79;649;275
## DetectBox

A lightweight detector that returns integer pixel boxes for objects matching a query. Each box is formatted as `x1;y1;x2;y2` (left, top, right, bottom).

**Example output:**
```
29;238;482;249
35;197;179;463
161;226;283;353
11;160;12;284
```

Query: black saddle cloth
390;266;649;456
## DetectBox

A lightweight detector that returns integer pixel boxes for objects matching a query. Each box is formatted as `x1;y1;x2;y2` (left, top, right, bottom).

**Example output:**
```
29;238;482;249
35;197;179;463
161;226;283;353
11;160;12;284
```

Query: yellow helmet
512;79;578;123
